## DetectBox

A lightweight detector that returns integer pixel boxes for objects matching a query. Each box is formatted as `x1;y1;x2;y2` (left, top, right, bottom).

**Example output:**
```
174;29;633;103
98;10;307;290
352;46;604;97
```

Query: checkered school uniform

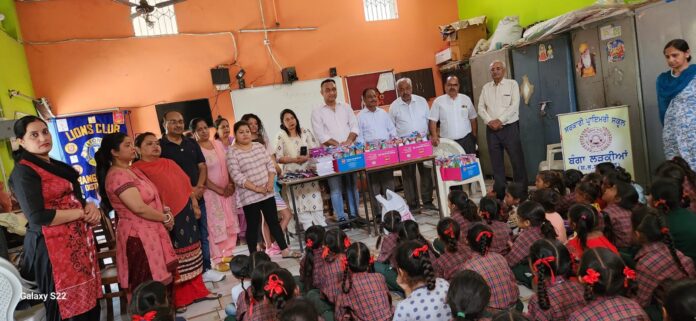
505;226;544;267
317;253;346;303
452;211;480;237
568;296;649;321
527;277;586;321
334;272;393;321
433;245;470;281
376;233;398;263
236;288;253;321
602;204;634;248
487;220;512;255
635;242;696;307
463;252;519;310
247;300;278;321
300;248;325;289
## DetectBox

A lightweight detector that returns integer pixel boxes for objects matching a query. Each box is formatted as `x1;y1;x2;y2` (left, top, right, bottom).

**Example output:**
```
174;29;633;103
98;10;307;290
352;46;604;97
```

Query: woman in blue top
658;39;696;169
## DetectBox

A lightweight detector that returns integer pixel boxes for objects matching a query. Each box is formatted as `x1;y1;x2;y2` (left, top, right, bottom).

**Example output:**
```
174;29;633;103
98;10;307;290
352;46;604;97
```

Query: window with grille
363;0;398;22
132;0;179;37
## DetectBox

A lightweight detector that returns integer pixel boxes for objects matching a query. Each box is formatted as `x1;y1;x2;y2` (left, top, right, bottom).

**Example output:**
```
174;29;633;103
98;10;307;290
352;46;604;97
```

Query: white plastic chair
0;258;45;321
538;143;564;171
433;138;487;217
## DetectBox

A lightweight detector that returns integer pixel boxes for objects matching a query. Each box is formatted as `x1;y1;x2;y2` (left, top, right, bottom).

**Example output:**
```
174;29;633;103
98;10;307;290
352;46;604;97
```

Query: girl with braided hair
316;229;349;303
299;225;325;292
374;211;402;293
527;239;585;321
463;224;520;311
479;197;511;255
334;242;392;321
259;268;299;321
394;240;451;321
449;190;482;237
432;218;469;280
446;270;492;321
395;220;439;266
236;252;271;321
242;261;280;321
565;204;618;271
650;178;696;262
632;206;695;319
505;200;558;287
569;248;648;321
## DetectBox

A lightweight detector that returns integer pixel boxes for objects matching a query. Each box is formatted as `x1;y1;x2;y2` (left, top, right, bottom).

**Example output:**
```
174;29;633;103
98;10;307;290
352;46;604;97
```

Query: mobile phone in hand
300;146;308;156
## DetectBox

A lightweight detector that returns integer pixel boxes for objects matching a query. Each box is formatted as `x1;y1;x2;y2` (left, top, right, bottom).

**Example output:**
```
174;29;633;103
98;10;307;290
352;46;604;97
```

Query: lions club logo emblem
580;127;612;153
81;137;102;167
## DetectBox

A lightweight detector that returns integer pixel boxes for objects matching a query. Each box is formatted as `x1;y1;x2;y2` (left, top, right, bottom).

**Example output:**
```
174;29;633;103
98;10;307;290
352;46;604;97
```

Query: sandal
194;293;222;303
281;250;302;259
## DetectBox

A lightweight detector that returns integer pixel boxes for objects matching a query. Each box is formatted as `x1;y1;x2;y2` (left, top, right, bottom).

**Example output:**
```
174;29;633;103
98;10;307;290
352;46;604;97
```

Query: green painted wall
0;0;37;185
458;0;596;32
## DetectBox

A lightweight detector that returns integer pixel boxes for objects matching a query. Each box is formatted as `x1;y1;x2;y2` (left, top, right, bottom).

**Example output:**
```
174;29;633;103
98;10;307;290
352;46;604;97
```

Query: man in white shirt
311;79;362;227
358;87;397;218
478;60;528;199
429;76;478;154
389;78;436;211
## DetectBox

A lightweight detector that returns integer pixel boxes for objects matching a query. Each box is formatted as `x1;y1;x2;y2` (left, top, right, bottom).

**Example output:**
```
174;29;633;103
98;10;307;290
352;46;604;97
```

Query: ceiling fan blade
155;0;186;8
130;11;144;19
113;0;138;7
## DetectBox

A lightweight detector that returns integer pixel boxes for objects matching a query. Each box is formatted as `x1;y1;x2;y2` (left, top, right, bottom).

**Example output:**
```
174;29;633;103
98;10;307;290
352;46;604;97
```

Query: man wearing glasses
160;111;226;282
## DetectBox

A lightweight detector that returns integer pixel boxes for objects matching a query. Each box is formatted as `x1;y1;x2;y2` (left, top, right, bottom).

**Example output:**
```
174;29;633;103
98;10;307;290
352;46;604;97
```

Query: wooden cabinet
395;68;436;99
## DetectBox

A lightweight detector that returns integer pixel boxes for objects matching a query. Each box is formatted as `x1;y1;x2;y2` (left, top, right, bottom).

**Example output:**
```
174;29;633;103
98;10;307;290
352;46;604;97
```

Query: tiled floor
101;182;534;321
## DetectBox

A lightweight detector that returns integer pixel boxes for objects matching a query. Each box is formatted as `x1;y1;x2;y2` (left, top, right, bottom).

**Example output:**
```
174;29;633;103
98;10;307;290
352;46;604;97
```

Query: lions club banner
53;112;127;204
558;106;634;175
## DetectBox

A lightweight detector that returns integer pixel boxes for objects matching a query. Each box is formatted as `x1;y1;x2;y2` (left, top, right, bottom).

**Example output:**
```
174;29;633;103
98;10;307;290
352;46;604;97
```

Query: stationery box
364;148;399;168
440;167;463;181
460;162;481;180
397;142;433;161
333;154;366;172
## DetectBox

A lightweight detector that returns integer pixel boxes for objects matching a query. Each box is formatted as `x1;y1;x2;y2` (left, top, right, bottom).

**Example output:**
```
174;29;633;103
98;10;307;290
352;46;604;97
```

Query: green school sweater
667;207;696;262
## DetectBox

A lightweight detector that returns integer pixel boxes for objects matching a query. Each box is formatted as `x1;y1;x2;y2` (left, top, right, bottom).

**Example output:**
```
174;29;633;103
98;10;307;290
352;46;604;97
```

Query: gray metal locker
636;0;696;178
570;14;649;185
512;34;577;184
470;49;515;178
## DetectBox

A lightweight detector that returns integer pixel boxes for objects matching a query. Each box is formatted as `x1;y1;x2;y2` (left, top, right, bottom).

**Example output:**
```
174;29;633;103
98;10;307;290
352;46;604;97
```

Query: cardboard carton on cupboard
440;16;487;61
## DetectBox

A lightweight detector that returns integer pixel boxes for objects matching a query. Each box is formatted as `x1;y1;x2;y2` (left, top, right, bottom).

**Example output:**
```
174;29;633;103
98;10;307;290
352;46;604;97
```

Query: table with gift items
279;132;445;248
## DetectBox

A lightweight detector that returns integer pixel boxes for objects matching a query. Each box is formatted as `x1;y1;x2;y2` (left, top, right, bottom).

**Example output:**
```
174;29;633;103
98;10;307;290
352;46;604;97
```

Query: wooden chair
92;210;127;321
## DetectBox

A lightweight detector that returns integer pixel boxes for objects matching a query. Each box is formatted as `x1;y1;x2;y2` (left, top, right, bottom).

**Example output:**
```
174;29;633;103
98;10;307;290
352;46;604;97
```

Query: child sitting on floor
479;197;511;255
505;201;557;288
335;242;392;321
394;240;452;321
433;218;469;280
447;270;493;321
569;248;648;321
526;239;585;321
374;211;402;293
463;223;520;312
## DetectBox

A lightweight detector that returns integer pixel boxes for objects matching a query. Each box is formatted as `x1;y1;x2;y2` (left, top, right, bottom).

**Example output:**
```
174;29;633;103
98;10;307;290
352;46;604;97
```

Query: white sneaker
202;269;226;282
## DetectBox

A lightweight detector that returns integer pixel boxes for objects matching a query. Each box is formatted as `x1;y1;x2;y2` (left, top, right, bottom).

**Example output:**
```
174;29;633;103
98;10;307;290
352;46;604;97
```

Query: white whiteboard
231;77;346;149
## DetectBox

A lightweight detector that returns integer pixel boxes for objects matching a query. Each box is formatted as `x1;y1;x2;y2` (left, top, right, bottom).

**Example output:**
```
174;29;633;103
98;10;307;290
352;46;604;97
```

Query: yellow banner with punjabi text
558;106;634;175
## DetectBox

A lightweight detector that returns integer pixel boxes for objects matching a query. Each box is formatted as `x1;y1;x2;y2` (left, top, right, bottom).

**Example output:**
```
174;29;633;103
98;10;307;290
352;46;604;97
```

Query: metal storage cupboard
570;13;649;185
511;34;577;184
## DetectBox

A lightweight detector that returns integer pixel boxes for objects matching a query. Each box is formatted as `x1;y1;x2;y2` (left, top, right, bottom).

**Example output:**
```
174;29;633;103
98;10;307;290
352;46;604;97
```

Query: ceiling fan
114;0;186;26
